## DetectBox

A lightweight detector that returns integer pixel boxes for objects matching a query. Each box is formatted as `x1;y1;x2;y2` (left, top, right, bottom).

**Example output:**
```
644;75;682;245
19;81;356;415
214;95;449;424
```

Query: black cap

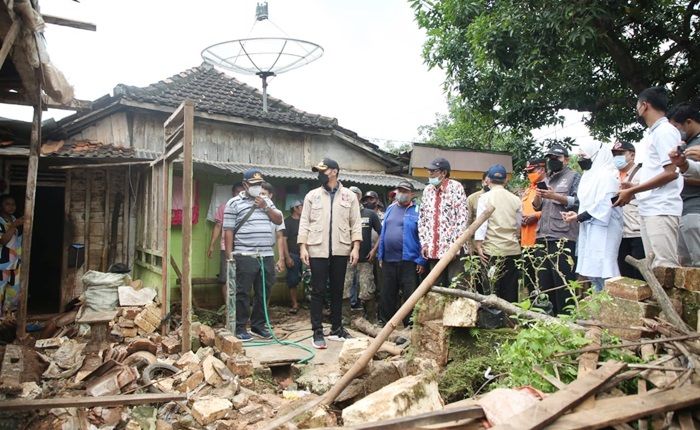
362;191;379;201
546;144;569;157
426;157;451;171
612;141;636;153
243;168;264;184
312;158;340;172
396;180;416;191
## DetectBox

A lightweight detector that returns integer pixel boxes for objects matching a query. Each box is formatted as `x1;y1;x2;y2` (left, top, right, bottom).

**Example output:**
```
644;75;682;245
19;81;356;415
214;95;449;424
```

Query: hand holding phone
536;181;548;190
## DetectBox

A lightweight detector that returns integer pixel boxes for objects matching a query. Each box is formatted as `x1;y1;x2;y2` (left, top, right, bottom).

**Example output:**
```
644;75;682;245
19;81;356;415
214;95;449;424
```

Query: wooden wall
62;167;133;309
70;111;387;171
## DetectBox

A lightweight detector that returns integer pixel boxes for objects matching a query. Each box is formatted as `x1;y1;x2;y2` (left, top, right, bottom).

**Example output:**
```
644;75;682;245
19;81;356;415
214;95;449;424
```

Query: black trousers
379;261;418;326
234;255;274;332
427;257;464;288
309;256;348;332
618;237;645;280
480;255;520;303
534;239;577;316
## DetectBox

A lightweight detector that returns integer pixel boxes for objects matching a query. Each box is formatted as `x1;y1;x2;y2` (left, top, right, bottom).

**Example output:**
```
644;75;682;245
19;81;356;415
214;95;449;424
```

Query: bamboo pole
261;205;495;430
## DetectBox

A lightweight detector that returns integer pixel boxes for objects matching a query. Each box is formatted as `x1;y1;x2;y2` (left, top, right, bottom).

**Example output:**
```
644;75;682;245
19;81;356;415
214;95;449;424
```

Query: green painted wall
137;171;295;309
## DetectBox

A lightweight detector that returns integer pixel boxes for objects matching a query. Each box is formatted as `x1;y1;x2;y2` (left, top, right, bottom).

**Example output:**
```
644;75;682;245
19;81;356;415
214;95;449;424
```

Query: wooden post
101;169;111;271
180;101;194;353
16;98;42;339
84;171;92;271
60;171;72;311
160;156;171;335
0;21;20;69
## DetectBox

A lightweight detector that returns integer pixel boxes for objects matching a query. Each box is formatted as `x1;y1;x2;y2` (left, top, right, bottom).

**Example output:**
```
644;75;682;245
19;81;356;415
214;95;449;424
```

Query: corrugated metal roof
199;160;425;189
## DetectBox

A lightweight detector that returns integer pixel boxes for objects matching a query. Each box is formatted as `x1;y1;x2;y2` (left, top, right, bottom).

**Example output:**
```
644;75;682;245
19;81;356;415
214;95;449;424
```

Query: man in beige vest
474;164;522;302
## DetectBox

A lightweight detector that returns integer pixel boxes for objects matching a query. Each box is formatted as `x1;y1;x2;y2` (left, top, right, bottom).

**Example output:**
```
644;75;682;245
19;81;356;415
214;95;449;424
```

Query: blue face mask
613;155;628;170
428;177;441;186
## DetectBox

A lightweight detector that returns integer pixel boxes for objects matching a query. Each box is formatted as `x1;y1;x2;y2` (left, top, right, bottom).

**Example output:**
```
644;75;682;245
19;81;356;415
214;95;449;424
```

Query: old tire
141;362;179;393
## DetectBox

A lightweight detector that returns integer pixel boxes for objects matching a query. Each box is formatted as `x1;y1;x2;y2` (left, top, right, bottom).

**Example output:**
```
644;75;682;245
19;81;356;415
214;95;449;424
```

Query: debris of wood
0;393;187;412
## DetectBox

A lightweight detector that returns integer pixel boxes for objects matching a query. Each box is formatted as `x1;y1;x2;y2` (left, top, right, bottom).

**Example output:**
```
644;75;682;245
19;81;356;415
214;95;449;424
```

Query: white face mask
247;185;262;197
428;177;441;186
613;155;628;170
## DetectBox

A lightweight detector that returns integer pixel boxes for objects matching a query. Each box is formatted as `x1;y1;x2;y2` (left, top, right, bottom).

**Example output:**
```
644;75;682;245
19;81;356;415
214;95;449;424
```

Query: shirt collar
649;116;668;132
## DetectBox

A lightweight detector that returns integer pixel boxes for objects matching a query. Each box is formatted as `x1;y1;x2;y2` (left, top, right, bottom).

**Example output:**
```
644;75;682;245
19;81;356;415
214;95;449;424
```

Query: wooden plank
16;98;42;339
42;14;97;31
101;169;111;271
165;123;184;149
163;102;186;130
60;171;72;311
0;21;20;69
49;161;152;170
547;385;700;430
0;345;23;394
84;171;92;271
348;405;484;430
575;327;601;411
181;100;194;353
491;361;627;430
678;411;696;430
0;392;186;412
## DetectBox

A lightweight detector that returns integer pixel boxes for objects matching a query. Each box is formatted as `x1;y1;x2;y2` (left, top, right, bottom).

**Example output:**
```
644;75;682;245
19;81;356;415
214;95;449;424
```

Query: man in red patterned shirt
418;157;469;287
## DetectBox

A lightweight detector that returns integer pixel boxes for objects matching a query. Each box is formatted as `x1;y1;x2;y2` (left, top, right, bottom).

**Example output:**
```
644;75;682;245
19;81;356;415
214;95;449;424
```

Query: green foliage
410;0;700;141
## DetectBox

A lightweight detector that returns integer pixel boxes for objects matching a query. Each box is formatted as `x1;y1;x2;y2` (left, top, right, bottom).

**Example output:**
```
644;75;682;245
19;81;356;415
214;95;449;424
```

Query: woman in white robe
562;142;623;291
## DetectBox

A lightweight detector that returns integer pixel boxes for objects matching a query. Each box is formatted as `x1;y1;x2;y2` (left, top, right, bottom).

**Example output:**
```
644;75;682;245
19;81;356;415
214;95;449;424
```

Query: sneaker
236;331;253;342
311;329;327;349
328;326;352;341
350;303;364;312
251;327;272;340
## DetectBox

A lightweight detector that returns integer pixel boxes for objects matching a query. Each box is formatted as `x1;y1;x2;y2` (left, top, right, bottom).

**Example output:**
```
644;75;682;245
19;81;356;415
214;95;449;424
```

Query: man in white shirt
615;87;683;268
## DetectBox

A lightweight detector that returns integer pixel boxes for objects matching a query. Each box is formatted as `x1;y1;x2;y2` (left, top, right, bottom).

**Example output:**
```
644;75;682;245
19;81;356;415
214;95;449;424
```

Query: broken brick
161;336;181;354
191;397;232;425
176;370;203;392
442;297;479;327
215;330;243;356
175;351;201;372
674;267;700;292
227;356;254;378
411;319;450;367
126;338;158;356
592;295;660;340
199;325;216;347
202;355;226;387
604;276;652;301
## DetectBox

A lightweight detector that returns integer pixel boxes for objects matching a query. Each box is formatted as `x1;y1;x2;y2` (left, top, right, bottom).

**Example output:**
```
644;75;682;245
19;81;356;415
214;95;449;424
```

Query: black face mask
547;158;563;173
636;114;647;128
363;202;377;210
317;172;329;186
578;157;593;171
483;185;490;192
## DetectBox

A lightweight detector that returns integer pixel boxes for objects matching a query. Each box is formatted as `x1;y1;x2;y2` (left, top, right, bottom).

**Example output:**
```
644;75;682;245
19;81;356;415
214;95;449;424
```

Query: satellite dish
201;2;324;112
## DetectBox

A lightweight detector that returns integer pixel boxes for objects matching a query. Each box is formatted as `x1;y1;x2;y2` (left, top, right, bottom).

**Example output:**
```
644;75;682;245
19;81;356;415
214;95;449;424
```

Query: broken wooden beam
491;360;627;430
0;392;186;412
346;404;484;430
42;14;97;31
546;384;700;430
0;345;23;394
575;326;602;411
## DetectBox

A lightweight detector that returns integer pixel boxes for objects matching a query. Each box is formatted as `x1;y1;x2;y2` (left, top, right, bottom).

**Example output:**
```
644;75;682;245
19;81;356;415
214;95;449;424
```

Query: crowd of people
212;86;699;348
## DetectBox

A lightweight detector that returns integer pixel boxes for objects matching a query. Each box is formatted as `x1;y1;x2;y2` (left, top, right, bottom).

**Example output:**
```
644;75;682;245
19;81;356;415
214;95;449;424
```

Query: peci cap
312;158;340;172
524;158;546;171
486;164;507;180
546;144;569;157
362;191;379;201
426;157;451;172
243;168;264;184
612;141;636;153
396;180;416;191
288;199;303;210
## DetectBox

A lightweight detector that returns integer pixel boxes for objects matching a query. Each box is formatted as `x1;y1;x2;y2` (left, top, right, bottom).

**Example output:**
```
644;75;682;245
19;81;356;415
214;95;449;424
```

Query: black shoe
251;326;272;340
328;326;352;341
350;303;364;312
311;329;327;349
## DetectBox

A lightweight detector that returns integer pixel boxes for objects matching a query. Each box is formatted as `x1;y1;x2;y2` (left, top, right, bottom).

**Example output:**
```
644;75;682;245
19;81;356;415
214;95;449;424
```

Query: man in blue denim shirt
378;181;426;327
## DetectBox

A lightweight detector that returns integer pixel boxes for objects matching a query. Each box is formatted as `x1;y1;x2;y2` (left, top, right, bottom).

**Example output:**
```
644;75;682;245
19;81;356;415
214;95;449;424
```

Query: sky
0;0;593;150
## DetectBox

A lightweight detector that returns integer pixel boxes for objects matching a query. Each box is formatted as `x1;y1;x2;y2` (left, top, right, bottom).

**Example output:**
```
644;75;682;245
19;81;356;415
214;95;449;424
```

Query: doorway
11;185;64;313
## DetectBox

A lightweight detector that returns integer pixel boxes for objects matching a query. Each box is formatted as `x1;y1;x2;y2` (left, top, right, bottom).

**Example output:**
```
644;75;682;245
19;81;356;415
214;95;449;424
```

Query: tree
410;0;699;141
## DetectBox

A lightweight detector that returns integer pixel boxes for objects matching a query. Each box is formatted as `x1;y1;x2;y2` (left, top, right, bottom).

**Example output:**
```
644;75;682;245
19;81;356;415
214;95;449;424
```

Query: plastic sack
82;270;130;312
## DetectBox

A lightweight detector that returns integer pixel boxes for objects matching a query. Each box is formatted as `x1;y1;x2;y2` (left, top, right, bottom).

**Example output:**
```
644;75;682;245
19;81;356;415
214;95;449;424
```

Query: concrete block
442;297;479;327
338;337;371;374
191;397;232;425
413;292;447;324
175;351;201;372
411;319;450;367
604;276;652;301
674;267;700;292
593;296;660;340
342;374;443;426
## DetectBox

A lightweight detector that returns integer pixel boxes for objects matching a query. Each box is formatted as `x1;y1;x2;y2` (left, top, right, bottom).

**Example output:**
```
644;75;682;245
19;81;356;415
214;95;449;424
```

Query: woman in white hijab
562;141;623;291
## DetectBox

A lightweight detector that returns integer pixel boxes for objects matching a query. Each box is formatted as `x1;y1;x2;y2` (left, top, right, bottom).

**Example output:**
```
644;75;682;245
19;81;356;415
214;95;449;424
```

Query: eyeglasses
427;168;439;173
